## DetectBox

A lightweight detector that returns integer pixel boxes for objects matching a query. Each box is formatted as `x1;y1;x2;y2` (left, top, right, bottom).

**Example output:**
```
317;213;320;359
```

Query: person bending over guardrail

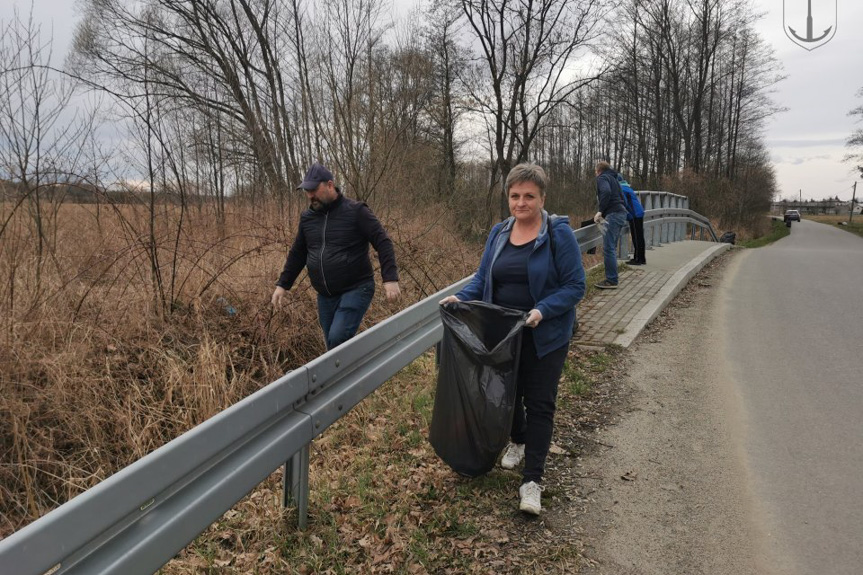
593;160;629;289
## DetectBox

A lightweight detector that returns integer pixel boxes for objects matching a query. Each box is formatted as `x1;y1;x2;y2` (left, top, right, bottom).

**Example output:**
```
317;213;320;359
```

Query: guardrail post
672;197;679;241
642;193;655;249
618;219;627;261
283;444;311;529
685;197;697;240
660;194;669;245
668;196;674;243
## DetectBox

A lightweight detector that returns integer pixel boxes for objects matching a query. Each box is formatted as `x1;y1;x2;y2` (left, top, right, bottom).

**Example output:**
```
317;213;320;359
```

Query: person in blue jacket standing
618;174;646;265
440;162;585;516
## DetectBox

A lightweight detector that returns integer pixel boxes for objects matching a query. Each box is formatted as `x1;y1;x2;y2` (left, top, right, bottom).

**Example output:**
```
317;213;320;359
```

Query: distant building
771;198;853;215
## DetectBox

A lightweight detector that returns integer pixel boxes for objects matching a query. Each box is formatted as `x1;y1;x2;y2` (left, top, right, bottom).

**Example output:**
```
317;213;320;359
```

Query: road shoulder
573;251;780;575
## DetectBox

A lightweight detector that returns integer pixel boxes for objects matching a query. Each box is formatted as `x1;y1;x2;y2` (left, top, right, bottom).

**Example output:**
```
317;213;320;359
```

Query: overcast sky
750;0;863;201
3;0;862;201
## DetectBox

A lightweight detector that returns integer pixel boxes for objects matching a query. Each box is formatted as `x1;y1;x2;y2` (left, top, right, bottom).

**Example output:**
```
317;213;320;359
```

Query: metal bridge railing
0;194;716;575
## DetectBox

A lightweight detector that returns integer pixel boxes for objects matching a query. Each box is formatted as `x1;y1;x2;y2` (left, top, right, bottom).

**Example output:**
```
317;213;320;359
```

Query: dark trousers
316;280;375;350
510;328;569;484
629;217;646;264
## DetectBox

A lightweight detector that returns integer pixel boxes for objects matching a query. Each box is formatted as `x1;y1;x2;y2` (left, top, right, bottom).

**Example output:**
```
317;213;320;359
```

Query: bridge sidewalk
574;240;730;348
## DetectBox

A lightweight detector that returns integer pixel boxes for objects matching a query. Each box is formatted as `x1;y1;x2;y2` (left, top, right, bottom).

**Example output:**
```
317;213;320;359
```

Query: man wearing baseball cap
272;162;400;349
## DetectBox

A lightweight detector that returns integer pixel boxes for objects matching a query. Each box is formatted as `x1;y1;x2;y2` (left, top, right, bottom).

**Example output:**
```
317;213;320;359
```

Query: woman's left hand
525;308;543;328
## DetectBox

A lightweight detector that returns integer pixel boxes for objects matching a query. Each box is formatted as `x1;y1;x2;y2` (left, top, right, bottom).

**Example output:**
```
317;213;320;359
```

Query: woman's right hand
439;295;461;305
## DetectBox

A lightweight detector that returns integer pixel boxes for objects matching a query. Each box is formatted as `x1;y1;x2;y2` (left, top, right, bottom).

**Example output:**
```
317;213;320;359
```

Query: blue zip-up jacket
455;211;586;358
620;182;644;220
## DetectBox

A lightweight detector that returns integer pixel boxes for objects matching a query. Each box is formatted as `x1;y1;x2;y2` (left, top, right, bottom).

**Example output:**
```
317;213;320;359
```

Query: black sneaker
594;280;618;290
626;259;639;265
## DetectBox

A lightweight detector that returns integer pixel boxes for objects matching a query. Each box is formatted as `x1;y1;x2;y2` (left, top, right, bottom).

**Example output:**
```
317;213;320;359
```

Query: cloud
766;138;848;148
773;153;837;165
787;154;833;165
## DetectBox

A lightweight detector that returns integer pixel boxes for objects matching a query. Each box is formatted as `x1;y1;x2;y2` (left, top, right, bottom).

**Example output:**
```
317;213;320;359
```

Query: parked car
784;210;801;222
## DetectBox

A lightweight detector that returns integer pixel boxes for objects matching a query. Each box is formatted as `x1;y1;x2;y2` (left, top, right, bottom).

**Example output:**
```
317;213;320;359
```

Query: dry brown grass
802;213;857;224
155;344;623;574
0;198;477;536
802;214;863;238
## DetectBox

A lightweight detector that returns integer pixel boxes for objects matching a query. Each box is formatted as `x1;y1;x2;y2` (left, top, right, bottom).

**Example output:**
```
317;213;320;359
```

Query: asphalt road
721;219;863;574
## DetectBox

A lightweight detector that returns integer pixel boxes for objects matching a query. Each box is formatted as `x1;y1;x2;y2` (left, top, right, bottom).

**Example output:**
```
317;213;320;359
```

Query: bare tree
0;7;98;309
455;0;604;223
72;0;306;208
424;2;467;200
844;86;863;179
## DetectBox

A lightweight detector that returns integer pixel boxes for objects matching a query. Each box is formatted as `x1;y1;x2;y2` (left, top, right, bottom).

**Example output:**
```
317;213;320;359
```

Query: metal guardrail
0;194;716;575
575;192;718;253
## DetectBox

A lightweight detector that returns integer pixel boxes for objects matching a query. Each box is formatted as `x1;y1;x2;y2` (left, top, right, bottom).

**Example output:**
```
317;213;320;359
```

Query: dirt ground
570;251;785;575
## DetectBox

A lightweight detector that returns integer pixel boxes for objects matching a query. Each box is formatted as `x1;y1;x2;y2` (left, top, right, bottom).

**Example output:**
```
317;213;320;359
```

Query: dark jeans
317;280;375;350
510;328;569;484
629;217;646;263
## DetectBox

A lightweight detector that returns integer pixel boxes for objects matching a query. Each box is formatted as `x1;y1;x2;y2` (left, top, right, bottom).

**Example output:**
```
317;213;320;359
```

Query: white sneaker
500;442;525;469
519;481;543;515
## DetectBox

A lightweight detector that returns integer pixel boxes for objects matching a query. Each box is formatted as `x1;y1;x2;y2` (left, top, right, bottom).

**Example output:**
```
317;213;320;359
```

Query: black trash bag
719;231;736;244
429;301;526;477
580;219;598;254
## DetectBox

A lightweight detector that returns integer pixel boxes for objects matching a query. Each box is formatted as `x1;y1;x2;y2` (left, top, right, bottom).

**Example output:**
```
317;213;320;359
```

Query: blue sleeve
455;223;503;302
634;194;645;218
623;187;636;220
534;221;586;319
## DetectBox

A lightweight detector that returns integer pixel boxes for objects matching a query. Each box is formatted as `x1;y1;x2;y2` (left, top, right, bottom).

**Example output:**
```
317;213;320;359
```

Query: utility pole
850;181;857;224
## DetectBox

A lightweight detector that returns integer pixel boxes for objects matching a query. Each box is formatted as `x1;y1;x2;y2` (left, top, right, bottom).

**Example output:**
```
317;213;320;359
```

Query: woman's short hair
595;160;611;173
505;163;548;195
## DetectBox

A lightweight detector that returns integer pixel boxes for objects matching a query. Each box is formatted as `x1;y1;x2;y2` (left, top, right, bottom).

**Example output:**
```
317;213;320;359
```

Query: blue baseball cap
297;162;334;190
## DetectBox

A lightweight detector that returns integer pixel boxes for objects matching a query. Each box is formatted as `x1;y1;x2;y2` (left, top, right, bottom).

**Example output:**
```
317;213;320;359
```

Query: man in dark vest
593;160;629;289
272;162;400;349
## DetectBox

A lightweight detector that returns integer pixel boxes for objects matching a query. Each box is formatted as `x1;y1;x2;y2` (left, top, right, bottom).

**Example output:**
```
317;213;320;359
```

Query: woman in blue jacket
619;174;646;265
440;163;586;515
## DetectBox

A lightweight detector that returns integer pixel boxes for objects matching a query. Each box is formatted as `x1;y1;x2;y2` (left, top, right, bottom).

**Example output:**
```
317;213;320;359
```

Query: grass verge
804;214;863;238
738;219;790;248
161;345;624;574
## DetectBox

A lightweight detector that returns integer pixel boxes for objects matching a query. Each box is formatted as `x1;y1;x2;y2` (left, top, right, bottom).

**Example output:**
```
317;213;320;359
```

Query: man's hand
439;295;461;305
593;211;604;224
525;308;543;328
383;281;401;301
271;286;287;307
